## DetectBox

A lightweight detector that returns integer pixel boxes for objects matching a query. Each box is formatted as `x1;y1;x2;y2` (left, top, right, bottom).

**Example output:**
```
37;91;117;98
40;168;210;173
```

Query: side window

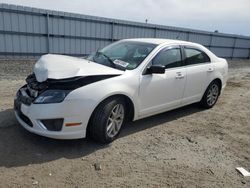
184;48;210;65
152;48;182;68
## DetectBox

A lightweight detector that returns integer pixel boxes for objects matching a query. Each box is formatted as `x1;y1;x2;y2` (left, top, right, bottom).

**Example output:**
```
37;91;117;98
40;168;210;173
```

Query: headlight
34;90;70;104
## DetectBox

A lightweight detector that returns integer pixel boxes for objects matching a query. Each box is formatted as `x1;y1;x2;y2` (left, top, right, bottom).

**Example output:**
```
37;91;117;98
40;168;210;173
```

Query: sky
1;0;250;36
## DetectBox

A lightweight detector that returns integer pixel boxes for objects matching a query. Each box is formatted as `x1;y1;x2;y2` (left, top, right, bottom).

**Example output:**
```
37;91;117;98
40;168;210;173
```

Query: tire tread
89;97;125;143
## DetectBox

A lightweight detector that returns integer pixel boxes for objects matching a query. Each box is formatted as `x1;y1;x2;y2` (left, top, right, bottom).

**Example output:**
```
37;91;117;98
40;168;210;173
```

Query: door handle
207;67;214;72
175;72;184;79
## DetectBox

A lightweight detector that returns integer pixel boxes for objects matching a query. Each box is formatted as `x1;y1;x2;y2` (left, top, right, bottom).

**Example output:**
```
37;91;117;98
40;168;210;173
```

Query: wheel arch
101;94;135;121
199;77;222;108
86;93;136;135
203;77;222;96
212;78;222;94
201;77;222;101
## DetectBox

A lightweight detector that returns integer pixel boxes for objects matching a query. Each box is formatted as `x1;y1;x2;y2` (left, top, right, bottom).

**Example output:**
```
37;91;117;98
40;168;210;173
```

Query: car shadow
0;104;203;168
121;104;202;137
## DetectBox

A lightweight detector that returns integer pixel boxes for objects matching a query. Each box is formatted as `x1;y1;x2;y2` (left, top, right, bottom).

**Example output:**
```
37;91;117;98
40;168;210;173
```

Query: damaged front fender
20;73;121;104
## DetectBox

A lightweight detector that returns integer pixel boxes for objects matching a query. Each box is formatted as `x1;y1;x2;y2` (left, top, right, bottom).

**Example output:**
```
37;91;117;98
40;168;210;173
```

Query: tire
89;97;126;143
200;81;221;109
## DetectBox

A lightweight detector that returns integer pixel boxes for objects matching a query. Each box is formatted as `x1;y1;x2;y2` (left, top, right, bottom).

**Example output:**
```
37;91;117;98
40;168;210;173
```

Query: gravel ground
0;59;250;187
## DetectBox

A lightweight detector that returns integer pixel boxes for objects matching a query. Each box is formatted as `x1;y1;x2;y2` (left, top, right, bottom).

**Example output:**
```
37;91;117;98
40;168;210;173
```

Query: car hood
33;54;124;82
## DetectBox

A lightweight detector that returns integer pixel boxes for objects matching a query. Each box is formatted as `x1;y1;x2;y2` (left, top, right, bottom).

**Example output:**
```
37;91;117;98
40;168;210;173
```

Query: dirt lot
0;59;250;188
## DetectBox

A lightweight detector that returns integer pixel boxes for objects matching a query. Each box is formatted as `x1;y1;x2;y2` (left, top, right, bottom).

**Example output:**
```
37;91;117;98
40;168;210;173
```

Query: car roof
122;38;218;61
123;38;196;46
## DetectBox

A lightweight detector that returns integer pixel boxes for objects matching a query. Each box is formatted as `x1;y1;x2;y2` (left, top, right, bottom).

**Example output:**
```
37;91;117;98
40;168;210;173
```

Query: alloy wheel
206;84;219;106
106;104;125;138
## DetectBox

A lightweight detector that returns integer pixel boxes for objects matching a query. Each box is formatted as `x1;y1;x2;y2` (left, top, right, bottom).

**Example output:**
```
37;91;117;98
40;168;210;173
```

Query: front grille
41;119;64;131
18;111;33;127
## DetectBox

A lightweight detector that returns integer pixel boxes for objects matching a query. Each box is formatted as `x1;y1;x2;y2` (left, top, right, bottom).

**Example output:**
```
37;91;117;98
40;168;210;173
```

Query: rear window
184;48;210;65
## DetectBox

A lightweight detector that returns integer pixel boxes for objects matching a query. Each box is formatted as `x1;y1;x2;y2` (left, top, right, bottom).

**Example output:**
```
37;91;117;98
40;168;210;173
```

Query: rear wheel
200;81;220;108
89;97;126;143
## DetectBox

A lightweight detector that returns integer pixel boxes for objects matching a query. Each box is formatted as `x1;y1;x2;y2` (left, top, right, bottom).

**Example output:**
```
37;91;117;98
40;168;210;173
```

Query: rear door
138;46;186;117
181;46;215;105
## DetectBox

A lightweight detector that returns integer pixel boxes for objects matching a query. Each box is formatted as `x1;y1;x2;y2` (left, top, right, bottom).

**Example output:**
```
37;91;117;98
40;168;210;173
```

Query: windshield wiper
96;51;116;68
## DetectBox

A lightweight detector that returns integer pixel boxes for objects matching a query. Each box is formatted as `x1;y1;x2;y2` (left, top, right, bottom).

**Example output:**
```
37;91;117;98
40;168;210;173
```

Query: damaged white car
14;38;228;143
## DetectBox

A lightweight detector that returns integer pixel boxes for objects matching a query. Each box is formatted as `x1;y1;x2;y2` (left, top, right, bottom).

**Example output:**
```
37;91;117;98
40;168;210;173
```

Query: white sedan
14;38;228;143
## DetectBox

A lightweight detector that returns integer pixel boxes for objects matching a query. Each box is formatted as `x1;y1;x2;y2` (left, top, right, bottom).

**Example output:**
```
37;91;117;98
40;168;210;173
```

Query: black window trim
142;45;185;75
182;45;211;66
152;45;184;68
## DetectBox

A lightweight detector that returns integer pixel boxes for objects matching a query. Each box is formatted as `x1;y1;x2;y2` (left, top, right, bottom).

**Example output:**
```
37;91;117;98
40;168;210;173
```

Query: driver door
138;46;187;117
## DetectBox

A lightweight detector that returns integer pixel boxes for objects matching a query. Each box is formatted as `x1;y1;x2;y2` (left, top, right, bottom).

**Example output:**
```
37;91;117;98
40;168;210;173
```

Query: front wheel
89;97;126;143
200;81;220;108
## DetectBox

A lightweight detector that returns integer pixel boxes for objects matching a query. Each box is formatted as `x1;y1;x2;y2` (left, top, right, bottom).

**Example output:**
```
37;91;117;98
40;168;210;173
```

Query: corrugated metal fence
0;4;250;59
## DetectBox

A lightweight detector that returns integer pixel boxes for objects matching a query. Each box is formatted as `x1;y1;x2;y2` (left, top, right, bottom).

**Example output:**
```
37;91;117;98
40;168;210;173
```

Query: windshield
86;41;156;70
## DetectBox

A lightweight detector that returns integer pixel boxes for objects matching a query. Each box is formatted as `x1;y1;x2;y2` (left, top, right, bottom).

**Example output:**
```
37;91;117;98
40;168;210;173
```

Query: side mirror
146;65;165;74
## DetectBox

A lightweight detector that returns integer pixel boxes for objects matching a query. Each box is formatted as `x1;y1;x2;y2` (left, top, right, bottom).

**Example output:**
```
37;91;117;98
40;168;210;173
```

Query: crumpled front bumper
14;87;88;140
